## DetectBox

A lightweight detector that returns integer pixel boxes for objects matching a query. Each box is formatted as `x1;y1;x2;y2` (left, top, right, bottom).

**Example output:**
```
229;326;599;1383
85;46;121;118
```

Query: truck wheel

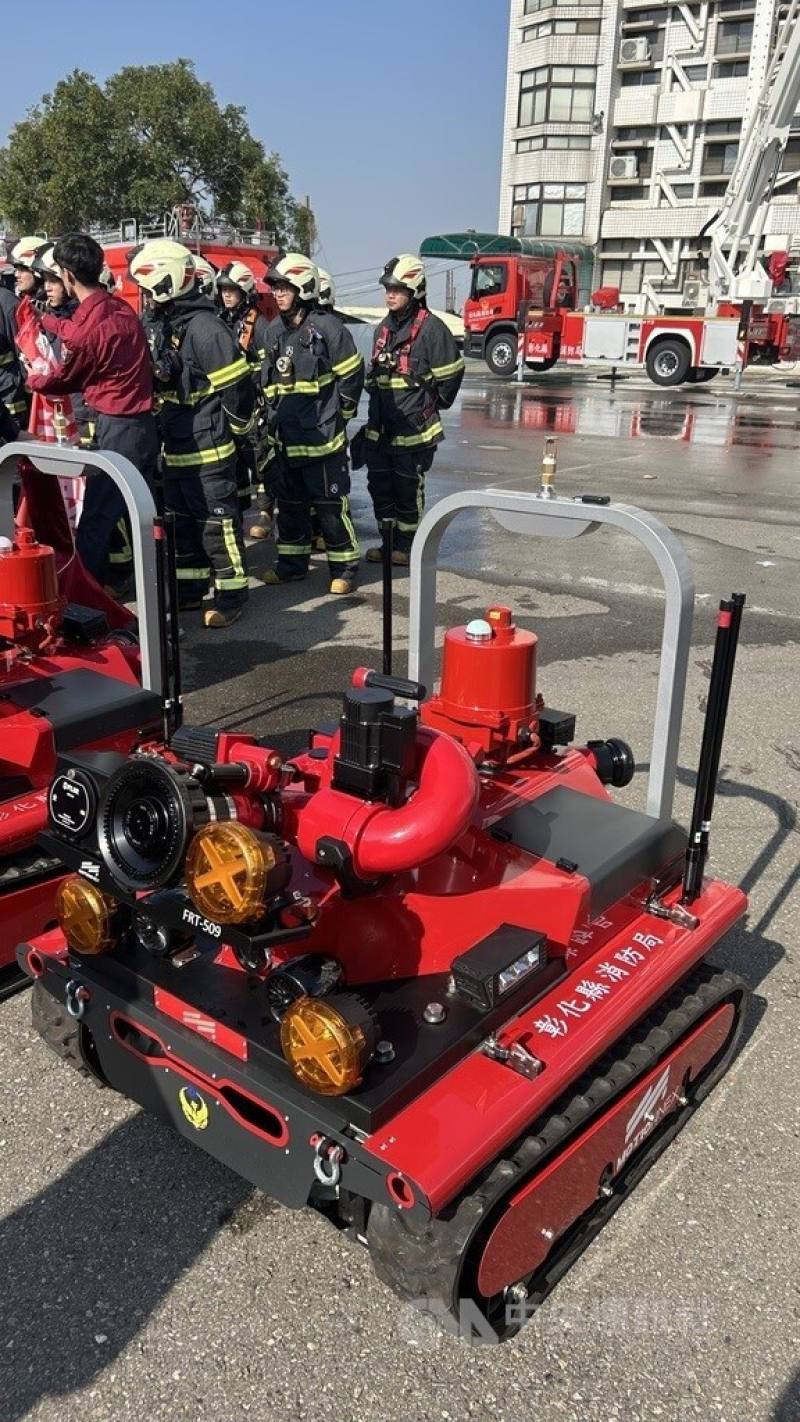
31;978;105;1084
485;333;518;377
686;367;718;384
528;356;557;374
646;339;691;386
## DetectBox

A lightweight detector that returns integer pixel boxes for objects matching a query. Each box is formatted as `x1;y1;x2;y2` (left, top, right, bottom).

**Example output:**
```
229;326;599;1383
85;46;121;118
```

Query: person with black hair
25;232;157;587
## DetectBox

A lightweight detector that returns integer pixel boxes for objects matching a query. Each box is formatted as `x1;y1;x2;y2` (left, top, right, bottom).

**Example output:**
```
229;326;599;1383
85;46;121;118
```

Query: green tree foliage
0;61;313;246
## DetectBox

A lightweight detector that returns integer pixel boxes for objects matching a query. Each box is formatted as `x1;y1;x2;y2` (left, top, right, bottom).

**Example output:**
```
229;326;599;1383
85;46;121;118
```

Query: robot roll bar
408;488;695;821
0;439;161;696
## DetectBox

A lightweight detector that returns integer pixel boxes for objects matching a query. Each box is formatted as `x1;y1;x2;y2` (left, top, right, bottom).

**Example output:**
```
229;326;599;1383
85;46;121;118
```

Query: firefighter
25;232;158;588
0;262;25;432
10;236;46;306
129;238;255;629
260;253;363;594
217;259;274;538
362;254;464;565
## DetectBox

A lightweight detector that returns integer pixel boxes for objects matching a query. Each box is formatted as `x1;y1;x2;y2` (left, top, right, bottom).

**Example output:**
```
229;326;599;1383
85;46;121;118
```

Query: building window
703;140;739;174
512;182;587;237
716;59;749;77
621;69;660;85
523;0;600;11
705;119;742;137
522;17;601;39
516;134;592;152
682;64;708;84
716;18;753;54
700;181;730;197
781;136;800;171
671;183;695;198
518;65;596;126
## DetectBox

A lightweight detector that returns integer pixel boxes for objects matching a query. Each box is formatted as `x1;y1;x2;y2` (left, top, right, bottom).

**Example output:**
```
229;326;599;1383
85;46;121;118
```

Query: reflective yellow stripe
161;385;213;405
397;520;418;533
228;412;256;436
220;516;247;588
375;375;413;390
208;356;249;391
277;542;312;555
264;372;335;398
366;428;380;442
177;567;211;580
284;429;347;460
331;352;362;378
163;441;236;468
4;399;26;416
339;495;359;556
389;421;443;448
431;357;465;379
0;351;16;367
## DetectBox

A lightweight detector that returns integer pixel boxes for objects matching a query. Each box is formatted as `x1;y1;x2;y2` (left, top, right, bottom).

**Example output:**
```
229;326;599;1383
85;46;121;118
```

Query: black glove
349;423;368;470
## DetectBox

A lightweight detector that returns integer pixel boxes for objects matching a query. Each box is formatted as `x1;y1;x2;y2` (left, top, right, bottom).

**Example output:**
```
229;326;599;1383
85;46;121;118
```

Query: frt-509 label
181;907;222;939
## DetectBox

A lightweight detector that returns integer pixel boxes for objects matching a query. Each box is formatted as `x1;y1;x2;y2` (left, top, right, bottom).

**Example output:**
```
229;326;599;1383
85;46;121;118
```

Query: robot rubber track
368;963;746;1343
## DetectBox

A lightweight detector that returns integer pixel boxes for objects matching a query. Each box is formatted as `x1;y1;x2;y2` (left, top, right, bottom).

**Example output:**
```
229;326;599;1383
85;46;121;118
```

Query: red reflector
154;987;248;1061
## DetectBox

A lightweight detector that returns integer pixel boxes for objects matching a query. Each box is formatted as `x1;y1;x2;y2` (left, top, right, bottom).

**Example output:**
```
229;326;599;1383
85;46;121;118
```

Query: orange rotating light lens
55;875;117;955
185;822;285;925
280;996;370;1096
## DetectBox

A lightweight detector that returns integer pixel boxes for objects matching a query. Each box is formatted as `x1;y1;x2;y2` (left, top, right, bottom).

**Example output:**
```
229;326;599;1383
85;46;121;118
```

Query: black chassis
24;945;433;1224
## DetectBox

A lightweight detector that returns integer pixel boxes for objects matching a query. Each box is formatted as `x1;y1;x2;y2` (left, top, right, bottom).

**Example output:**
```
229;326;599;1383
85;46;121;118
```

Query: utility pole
445;269;456;313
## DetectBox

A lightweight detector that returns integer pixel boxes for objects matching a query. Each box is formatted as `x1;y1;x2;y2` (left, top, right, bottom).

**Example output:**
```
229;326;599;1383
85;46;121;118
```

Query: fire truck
423;0;800;388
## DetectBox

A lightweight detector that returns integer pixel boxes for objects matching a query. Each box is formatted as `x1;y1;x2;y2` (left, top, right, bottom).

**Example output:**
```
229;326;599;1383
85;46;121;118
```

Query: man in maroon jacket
25;232;158;586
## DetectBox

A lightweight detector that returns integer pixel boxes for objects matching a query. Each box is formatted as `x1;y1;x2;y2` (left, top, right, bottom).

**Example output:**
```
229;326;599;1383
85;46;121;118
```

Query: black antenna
682;592;745;903
153;517;173;743
381;517;395;677
164;511;183;731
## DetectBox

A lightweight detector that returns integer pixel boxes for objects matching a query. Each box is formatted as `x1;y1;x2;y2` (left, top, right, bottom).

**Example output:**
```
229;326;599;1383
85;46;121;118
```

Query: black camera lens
97;759;209;894
123;797;169;855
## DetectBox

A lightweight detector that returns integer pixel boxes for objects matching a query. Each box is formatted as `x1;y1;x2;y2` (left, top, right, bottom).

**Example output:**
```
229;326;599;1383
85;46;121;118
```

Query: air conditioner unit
609;154;639;179
619;36;652;65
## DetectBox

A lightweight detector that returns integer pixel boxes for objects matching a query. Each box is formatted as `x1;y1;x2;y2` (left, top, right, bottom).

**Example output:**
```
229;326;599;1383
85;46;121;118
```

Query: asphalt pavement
1;362;798;1422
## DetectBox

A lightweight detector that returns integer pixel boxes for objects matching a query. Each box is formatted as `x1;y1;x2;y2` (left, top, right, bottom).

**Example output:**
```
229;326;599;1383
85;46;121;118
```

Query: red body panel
0;643;146;975
363;878;745;1213
477;1000;736;1295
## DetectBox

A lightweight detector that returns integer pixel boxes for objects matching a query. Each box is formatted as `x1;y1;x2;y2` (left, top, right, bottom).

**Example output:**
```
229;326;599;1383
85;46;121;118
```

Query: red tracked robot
21;480;749;1342
0;438;164;998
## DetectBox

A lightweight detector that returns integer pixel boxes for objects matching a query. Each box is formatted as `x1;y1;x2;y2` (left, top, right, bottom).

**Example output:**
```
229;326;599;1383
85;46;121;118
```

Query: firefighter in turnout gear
261;253;363;595
317;269;336;313
362;253;464;565
0;274;25;433
217;259;274;539
130;238;255;629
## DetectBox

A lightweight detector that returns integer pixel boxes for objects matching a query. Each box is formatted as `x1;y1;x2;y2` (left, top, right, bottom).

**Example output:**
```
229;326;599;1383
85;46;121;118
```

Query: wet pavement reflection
459;376;800;450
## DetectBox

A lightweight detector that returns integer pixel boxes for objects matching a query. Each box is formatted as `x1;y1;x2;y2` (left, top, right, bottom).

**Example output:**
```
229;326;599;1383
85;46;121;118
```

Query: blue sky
0;0;508;310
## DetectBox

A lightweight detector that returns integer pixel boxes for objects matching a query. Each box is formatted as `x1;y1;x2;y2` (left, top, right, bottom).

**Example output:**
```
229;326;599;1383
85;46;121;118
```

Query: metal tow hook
65;980;90;1020
312;1137;345;1187
483;1034;544;1081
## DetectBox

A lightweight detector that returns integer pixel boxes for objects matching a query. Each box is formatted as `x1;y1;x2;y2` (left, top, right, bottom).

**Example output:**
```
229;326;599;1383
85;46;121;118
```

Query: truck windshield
471;264;507;299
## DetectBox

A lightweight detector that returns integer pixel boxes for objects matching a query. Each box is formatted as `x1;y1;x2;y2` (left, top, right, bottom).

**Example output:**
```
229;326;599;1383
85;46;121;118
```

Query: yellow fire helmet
380;253;427;299
128;238;196;304
10;236;47;271
32;243;61;278
317;268;335;309
193;254;218;297
217;259;255;295
266;252;319;302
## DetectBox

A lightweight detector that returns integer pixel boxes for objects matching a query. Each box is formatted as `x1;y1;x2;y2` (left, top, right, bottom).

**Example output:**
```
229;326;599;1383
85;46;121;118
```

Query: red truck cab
464;253;578;375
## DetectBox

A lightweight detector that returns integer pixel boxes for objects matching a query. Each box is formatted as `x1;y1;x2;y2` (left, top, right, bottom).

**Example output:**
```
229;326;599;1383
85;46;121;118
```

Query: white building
499;0;800;296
